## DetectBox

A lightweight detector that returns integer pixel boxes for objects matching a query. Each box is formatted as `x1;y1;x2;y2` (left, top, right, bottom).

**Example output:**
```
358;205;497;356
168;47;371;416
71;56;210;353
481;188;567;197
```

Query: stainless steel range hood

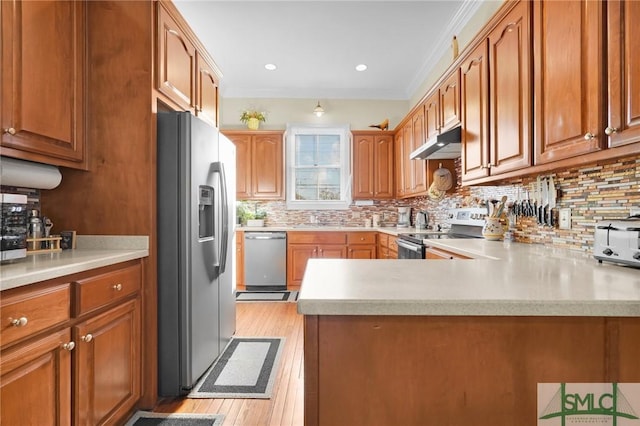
409;125;461;160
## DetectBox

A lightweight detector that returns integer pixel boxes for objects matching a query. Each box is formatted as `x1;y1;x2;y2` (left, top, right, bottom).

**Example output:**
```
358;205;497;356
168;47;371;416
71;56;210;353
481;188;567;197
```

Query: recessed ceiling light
265;63;277;71
355;64;367;72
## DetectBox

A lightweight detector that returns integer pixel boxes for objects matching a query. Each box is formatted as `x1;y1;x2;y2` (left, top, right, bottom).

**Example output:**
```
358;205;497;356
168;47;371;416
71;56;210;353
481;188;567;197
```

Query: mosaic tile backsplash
238;155;640;252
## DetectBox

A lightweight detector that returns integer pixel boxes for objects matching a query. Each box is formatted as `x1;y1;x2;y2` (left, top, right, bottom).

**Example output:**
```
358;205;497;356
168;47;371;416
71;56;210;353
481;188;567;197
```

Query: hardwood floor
153;300;305;425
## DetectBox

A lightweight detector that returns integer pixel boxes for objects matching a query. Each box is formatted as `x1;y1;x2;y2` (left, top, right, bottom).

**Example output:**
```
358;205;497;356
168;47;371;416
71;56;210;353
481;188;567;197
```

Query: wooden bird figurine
369;118;389;131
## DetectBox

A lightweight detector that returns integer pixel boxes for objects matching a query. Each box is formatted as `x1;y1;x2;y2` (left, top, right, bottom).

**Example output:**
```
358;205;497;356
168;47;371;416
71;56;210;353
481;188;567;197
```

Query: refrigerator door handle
211;161;229;274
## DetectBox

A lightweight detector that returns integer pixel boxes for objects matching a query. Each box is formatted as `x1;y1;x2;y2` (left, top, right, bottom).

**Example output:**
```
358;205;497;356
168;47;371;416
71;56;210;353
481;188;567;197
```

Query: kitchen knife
549;176;556;226
542;177;549;226
536;176;542;224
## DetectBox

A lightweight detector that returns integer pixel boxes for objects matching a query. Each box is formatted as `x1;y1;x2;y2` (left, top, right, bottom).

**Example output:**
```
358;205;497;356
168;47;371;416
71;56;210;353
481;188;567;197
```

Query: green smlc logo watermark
539;383;639;425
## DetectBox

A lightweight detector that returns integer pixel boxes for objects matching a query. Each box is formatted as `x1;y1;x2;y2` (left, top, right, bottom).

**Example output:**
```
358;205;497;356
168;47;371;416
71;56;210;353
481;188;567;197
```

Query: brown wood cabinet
439;70;461;132
1;0;86;169
607;0;640;148
74;298;141;425
487;0;532;176
0;328;73;425
346;232;377;259
395;108;428;199
195;52;219;127
0;260;142;426
460;41;490;182
156;2;220;128
352;131;394;199
236;230;245;289
377;233;398;260
304;315;640;426
425;246;471;259
287;232;347;287
462;2;532;184
533;0;605;164
224;131;284;200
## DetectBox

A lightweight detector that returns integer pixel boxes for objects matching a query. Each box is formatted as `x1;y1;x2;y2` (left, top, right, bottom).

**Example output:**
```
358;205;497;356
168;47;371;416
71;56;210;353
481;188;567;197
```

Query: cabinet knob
81;334;94;342
604;127;618;136
112;283;123;291
62;341;75;351
4;127;16;135
10;316;28;327
584;132;596;140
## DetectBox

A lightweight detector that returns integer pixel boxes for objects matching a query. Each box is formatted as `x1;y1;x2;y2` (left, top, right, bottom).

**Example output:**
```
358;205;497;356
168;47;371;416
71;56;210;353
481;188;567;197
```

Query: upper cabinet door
1;0;86;168
195;52;219;128
411;108;427;194
533;0;605;164
394;131;405;198
157;2;195;111
252;133;284;199
460;41;490;182
488;0;532;175
225;133;252;199
352;134;375;199
373;135;394;199
439;70;461;132
607;0;640;148
424;91;440;142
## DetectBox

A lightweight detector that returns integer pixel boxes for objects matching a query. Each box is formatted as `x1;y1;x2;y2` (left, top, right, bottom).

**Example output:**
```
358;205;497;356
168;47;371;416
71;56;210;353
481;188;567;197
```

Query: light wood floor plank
153;301;304;425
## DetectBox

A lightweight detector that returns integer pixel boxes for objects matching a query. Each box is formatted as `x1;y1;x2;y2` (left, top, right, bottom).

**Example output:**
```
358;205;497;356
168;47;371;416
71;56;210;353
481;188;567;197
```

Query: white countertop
297;239;640;317
1;236;149;291
237;225;407;235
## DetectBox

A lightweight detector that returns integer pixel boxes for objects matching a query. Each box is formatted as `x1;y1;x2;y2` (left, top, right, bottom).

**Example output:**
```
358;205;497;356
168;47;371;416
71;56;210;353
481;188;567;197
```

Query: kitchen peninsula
298;240;640;426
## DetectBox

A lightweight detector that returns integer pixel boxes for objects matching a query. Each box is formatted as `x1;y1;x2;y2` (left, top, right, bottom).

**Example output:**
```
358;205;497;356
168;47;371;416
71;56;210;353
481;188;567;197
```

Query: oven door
396;238;425;259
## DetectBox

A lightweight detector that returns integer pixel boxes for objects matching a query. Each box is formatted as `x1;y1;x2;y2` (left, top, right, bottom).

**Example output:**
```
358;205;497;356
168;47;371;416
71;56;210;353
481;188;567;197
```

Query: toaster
593;218;640;268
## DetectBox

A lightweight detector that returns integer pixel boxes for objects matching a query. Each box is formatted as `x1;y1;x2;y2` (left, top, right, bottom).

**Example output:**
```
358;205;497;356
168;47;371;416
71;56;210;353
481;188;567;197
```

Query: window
286;124;351;210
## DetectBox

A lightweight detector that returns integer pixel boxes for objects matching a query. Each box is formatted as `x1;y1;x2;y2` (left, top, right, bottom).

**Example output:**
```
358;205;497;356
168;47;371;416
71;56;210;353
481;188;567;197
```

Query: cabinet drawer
74;264;141;316
347;232;377;245
1;283;71;348
287;232;346;245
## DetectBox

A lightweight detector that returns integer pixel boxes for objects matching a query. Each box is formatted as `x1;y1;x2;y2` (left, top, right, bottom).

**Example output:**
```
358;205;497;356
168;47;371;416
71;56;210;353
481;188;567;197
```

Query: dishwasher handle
245;232;287;240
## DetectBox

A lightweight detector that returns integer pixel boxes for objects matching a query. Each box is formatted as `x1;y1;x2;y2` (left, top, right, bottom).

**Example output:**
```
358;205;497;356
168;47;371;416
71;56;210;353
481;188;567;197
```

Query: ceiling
173;1;484;100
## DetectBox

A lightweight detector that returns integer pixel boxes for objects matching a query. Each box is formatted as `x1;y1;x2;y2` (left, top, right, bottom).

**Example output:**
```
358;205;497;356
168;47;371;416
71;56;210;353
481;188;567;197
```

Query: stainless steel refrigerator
157;111;236;397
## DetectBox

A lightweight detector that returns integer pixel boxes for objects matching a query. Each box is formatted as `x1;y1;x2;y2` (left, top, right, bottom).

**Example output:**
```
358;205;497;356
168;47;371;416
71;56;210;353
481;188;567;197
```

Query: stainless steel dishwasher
244;231;287;291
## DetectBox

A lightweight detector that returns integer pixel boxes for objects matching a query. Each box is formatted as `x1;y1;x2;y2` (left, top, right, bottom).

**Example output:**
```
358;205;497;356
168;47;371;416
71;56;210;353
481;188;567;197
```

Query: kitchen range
396;207;487;259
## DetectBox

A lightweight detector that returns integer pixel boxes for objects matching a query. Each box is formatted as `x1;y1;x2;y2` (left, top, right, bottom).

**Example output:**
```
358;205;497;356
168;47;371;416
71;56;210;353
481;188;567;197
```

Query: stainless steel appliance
1;193;28;262
397;206;411;228
396;207;486;259
415;210;429;229
593;217;640;268
244;231;287;290
157;111;237;396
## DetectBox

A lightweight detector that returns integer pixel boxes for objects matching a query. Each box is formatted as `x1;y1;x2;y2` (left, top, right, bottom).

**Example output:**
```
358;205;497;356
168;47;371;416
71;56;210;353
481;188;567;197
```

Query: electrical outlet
630;207;640;217
559;208;572;230
352;212;361;219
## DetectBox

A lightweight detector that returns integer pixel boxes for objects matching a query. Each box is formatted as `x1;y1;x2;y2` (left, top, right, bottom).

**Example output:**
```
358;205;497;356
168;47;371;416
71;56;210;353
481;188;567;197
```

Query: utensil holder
482;217;506;241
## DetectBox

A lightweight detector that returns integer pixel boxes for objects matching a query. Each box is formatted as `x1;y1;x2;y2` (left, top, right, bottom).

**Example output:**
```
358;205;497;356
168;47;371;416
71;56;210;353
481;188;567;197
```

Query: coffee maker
397;207;411;228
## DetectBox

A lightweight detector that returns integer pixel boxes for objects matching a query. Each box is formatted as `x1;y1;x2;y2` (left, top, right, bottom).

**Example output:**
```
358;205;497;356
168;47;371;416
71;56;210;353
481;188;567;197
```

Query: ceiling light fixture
355;64;368;72
313;101;325;117
264;63;277;71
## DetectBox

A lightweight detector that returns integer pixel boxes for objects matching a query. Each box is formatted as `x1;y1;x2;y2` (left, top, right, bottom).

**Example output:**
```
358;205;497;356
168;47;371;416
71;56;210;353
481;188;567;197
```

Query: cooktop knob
633;252;640;260
602;248;613;256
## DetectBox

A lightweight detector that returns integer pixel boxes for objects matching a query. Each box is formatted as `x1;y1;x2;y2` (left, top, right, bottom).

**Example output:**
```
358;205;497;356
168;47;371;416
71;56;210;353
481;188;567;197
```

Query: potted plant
237;204;267;227
240;110;266;130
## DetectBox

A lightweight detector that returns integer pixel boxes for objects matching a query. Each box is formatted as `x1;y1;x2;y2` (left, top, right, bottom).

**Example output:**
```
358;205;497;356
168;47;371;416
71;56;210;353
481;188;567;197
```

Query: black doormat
188;337;285;399
124;411;224;426
235;290;298;302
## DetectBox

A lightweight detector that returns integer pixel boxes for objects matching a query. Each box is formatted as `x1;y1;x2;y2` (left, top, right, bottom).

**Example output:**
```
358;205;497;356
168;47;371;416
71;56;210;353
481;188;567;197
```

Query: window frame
285;124;352;210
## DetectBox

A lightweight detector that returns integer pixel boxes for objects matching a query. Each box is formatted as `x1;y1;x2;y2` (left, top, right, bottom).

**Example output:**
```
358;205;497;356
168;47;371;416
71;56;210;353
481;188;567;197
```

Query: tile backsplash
238;155;640;252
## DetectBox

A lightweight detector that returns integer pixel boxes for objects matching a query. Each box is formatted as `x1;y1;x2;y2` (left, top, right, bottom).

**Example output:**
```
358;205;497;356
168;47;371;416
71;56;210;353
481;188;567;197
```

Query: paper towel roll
1;156;62;189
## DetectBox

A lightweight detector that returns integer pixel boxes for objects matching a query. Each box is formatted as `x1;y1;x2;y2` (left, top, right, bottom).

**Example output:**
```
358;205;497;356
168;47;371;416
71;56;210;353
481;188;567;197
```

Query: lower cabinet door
0;328;72;425
74;298;141;426
287;245;317;286
347;245;376;259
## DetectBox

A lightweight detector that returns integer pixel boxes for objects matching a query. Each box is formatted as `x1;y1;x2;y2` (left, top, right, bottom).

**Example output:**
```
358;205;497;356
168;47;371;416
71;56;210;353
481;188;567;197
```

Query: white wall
220;97;409;131
219;0;506;132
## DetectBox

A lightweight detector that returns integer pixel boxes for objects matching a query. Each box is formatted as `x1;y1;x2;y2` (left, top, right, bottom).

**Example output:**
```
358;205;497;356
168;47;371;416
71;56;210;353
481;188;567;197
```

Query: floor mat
188;337;285;399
